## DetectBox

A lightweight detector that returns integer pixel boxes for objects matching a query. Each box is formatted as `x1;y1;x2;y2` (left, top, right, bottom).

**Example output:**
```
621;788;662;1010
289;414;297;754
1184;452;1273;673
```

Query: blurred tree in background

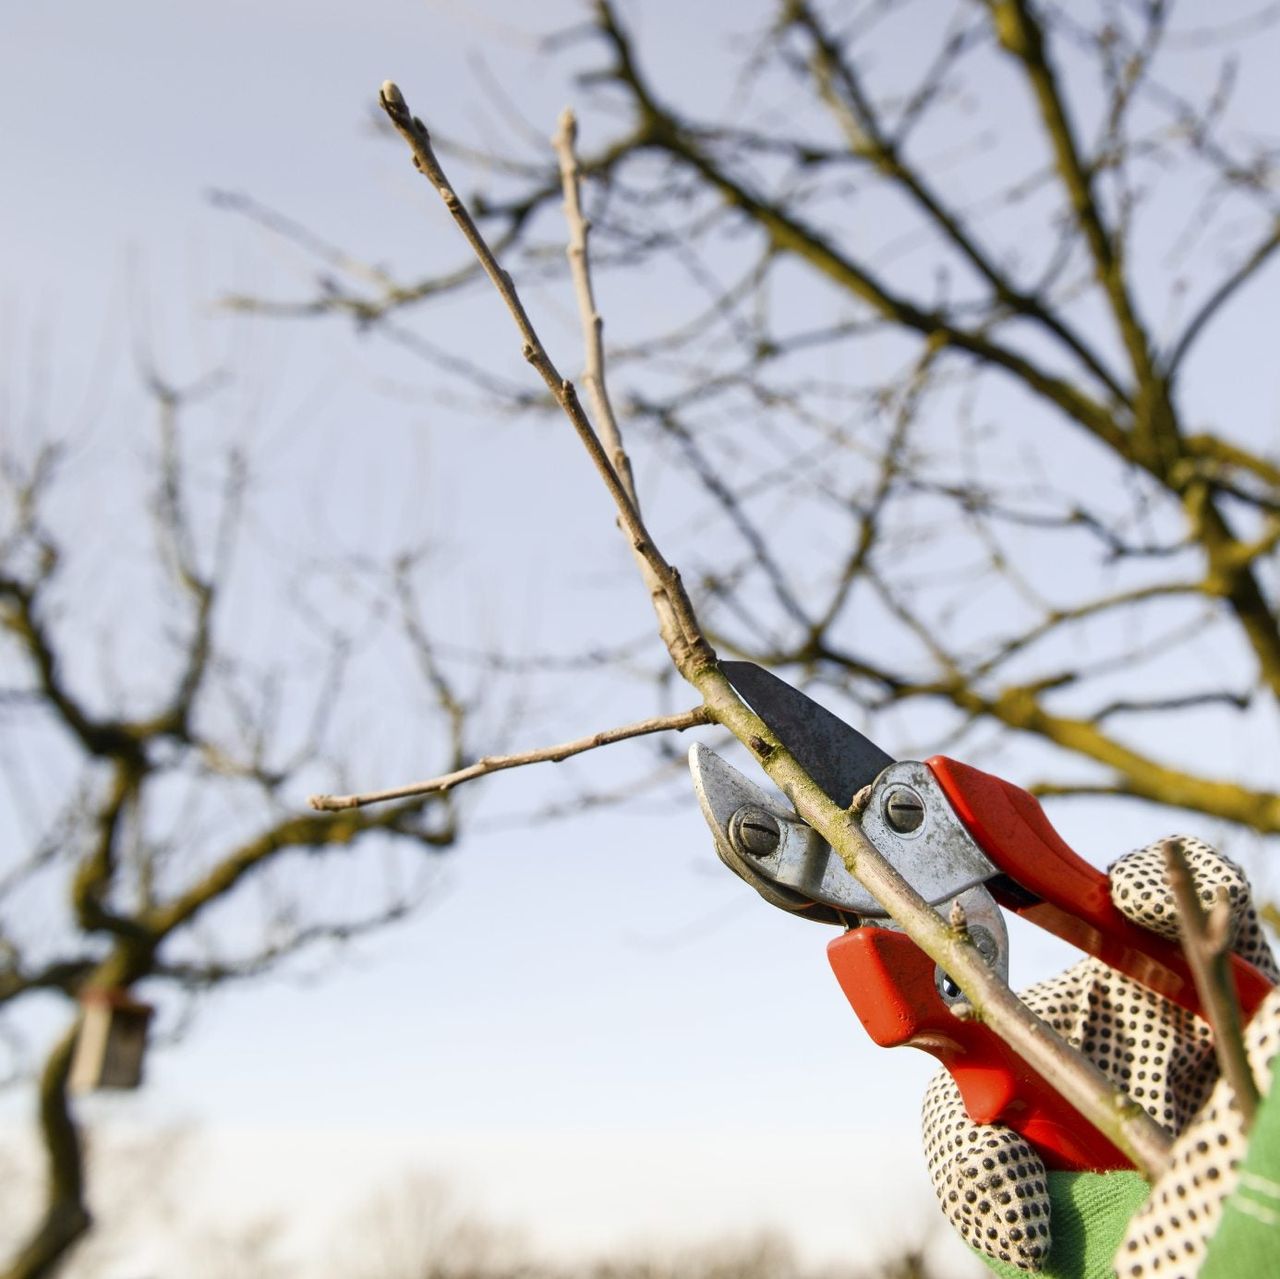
327;1170;940;1279
0;359;470;1278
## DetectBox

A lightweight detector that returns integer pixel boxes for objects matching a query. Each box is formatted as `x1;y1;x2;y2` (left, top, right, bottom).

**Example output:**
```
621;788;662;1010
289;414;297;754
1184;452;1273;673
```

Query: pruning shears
690;662;1275;1172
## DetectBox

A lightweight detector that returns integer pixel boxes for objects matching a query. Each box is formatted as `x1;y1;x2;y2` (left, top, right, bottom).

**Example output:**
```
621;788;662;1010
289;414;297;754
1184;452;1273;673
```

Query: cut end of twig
557;106;578;145
309;793;358;812
1207;885;1234;951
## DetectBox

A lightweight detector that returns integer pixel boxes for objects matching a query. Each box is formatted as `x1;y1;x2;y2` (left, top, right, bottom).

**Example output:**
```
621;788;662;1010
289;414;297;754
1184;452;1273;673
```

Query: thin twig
553;108;635;506
309;708;711;811
379;79;1174;1178
378;82;709;671
553;106;684;656
1161;836;1260;1126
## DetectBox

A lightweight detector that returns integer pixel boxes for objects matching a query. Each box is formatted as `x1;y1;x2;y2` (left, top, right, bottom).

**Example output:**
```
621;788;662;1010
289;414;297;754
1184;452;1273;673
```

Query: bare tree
0;358;469;1279
168;2;1280;1268
335;1172;529;1279
331;1170;944;1279
228;0;1280;838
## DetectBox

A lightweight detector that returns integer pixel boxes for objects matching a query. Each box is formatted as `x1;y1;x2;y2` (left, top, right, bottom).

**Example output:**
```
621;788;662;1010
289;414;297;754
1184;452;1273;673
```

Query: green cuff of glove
974;1077;1280;1279
974;1172;1150;1279
1200;1076;1280;1279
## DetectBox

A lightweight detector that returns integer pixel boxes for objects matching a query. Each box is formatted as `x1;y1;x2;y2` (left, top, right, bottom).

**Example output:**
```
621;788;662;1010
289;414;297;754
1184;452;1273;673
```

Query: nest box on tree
68;988;154;1092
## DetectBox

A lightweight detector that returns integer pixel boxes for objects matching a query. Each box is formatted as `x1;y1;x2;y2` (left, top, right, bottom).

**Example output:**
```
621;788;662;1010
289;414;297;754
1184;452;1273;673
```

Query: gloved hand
1117;984;1280;1279
920;837;1279;1275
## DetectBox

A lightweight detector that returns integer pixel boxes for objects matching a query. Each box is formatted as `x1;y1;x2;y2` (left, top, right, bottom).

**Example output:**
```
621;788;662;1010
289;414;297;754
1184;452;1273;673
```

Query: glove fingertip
922;1069;1052;1271
1109;838;1248;941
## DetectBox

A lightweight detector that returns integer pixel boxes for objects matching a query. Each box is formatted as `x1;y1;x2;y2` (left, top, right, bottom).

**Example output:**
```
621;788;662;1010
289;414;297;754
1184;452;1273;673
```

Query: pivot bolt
728;806;781;858
969;925;999;968
882;784;925;834
935;925;1000;1007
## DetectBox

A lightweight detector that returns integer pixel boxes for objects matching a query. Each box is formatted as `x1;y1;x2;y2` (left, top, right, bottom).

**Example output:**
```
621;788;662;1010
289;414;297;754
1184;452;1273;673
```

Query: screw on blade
720;661;895;806
728;805;781;858
882;784;925;834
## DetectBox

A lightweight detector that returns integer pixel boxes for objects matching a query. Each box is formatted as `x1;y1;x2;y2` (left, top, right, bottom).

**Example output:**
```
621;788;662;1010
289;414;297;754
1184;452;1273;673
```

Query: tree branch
145;799;453;939
0;572;140;762
379;81;711;672
1161;837;1260;1126
989;0;1156;388
787;0;1127;403
554;108;637;508
1166;218;1280;376
379;77;1174;1177
552;106;694;660
590;0;1130;454
309;707;712;811
1;1024;90;1279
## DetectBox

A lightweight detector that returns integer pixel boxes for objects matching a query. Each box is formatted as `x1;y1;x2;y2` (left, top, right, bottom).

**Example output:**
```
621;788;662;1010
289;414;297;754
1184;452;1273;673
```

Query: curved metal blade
688;743;879;922
721;662;894;806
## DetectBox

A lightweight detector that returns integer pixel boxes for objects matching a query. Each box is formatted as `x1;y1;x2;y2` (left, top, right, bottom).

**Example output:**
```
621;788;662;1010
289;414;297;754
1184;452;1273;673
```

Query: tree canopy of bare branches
232;0;1280;839
0;363;466;1279
201;0;1280;1215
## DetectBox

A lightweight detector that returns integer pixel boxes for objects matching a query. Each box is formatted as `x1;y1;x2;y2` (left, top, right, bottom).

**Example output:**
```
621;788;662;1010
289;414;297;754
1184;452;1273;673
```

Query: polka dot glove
920;837;1279;1273
1116;986;1280;1278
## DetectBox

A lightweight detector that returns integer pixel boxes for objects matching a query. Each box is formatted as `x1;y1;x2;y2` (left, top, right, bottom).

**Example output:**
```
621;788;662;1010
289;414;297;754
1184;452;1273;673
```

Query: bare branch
153;895;424;988
1161;837;1260;1126
1166;218;1280;376
0;959;96;1009
989;0;1156;388
2;1024;90;1279
0;571;139;761
553;108;636;507
380;77;1174;1177
378;80;711;670
309;707;711;811
145;372;236;739
146;798;453;939
787;0;1127;402
1029;781;1131;801
1093;689;1252;723
590;0;1131;454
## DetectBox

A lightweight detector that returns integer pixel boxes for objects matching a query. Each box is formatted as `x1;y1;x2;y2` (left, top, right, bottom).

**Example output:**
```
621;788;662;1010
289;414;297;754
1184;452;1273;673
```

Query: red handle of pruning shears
928;756;1273;1021
829;757;1274;1173
828;928;1130;1171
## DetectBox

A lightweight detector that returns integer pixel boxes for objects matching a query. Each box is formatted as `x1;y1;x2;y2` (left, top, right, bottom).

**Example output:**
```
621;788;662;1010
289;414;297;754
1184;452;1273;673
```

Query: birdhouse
68;988;154;1093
